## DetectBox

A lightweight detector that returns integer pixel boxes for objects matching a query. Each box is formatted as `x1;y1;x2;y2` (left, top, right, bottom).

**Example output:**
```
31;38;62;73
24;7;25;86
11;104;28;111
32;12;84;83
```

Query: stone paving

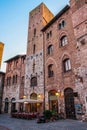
0;125;10;130
0;114;87;130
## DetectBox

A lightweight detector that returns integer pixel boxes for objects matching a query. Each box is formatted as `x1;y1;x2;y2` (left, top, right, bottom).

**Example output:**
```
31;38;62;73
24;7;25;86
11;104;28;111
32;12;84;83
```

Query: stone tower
25;3;54;112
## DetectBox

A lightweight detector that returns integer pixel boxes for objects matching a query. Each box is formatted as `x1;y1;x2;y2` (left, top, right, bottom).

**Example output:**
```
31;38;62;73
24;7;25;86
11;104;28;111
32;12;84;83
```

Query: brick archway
64;88;76;119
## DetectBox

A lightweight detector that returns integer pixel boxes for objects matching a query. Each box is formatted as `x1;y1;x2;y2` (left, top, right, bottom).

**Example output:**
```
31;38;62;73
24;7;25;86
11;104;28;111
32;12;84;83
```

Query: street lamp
23;95;27;99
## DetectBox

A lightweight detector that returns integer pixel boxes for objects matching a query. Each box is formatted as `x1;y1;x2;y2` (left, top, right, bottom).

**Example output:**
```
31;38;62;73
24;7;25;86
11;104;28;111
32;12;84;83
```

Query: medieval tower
24;3;54;112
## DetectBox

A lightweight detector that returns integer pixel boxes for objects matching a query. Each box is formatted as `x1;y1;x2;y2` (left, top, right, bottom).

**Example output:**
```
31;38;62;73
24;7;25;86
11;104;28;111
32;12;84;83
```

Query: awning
12;99;43;103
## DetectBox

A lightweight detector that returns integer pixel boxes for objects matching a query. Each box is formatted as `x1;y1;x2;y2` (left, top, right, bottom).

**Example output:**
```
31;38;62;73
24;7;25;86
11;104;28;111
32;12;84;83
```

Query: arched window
30;93;37;112
63;58;71;72
13;76;15;84
62;20;66;28
11;98;16;113
48;64;54;77
30;93;37;100
4;98;9;113
31;77;37;87
16;75;17;83
7;77;11;86
58;20;66;29
60;36;68;46
47;45;53;55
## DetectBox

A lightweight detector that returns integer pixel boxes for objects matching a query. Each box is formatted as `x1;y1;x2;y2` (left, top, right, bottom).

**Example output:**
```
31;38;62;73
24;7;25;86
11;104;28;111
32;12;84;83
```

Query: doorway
48;90;58;113
11;98;16;113
64;88;76;119
4;98;9;113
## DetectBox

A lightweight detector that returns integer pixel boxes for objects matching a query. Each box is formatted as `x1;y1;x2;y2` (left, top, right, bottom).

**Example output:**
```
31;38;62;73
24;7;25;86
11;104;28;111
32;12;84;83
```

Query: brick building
2;55;26;113
42;4;77;119
23;0;87;119
0;71;5;113
41;0;87;119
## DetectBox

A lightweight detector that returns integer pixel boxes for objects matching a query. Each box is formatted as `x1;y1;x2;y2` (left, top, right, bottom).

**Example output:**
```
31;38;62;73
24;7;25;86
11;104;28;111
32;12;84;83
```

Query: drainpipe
43;31;46;112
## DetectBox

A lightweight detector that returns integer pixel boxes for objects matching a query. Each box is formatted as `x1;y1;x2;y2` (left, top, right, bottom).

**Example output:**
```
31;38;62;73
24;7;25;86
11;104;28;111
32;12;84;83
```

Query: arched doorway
48;90;58;113
30;93;37;112
64;88;76;119
11;98;16;113
4;98;9;113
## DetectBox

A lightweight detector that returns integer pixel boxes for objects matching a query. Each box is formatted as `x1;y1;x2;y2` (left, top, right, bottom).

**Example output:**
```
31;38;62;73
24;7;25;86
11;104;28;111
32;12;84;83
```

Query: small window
59;23;61;30
34;28;36;37
21;76;24;84
15;75;17;83
33;60;35;73
22;57;25;64
80;39;85;45
7;77;11;86
47;33;49;39
31;77;37;87
62;20;66;28
63;58;71;72
47;45;53;55
48;64;54;77
13;76;15;84
58;20;66;30
86;97;87;102
60;36;68;46
31;56;33;59
50;31;52;37
46;31;52;39
33;44;36;54
14;60;18;67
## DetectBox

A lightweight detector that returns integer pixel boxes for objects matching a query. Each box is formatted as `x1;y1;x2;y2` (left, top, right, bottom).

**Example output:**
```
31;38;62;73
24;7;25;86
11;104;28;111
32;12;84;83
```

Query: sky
0;0;69;72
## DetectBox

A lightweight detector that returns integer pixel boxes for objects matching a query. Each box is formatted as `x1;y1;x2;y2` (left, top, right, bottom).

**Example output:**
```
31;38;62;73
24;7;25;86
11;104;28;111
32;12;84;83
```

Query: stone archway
48;90;58;113
29;93;37;112
64;88;76;119
4;98;9;113
11;98;16;113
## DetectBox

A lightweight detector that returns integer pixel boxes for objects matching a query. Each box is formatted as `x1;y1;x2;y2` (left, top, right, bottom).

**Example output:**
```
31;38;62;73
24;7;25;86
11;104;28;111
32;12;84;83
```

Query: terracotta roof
5;54;26;63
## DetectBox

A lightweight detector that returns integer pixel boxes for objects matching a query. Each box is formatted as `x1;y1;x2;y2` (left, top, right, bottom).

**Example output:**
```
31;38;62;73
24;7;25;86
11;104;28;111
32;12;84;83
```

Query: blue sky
0;0;69;72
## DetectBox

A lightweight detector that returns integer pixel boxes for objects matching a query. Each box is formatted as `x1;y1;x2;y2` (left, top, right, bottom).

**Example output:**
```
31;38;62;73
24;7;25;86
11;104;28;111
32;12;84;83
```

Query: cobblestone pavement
0;125;11;130
0;114;87;130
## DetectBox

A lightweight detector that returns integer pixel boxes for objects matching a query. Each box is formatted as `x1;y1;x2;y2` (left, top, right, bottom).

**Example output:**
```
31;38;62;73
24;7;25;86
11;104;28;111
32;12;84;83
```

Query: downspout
42;31;46;112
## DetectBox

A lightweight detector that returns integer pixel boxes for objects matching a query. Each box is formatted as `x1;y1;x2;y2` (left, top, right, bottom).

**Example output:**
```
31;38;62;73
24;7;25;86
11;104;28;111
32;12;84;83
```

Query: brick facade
41;0;87;119
2;55;26;113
